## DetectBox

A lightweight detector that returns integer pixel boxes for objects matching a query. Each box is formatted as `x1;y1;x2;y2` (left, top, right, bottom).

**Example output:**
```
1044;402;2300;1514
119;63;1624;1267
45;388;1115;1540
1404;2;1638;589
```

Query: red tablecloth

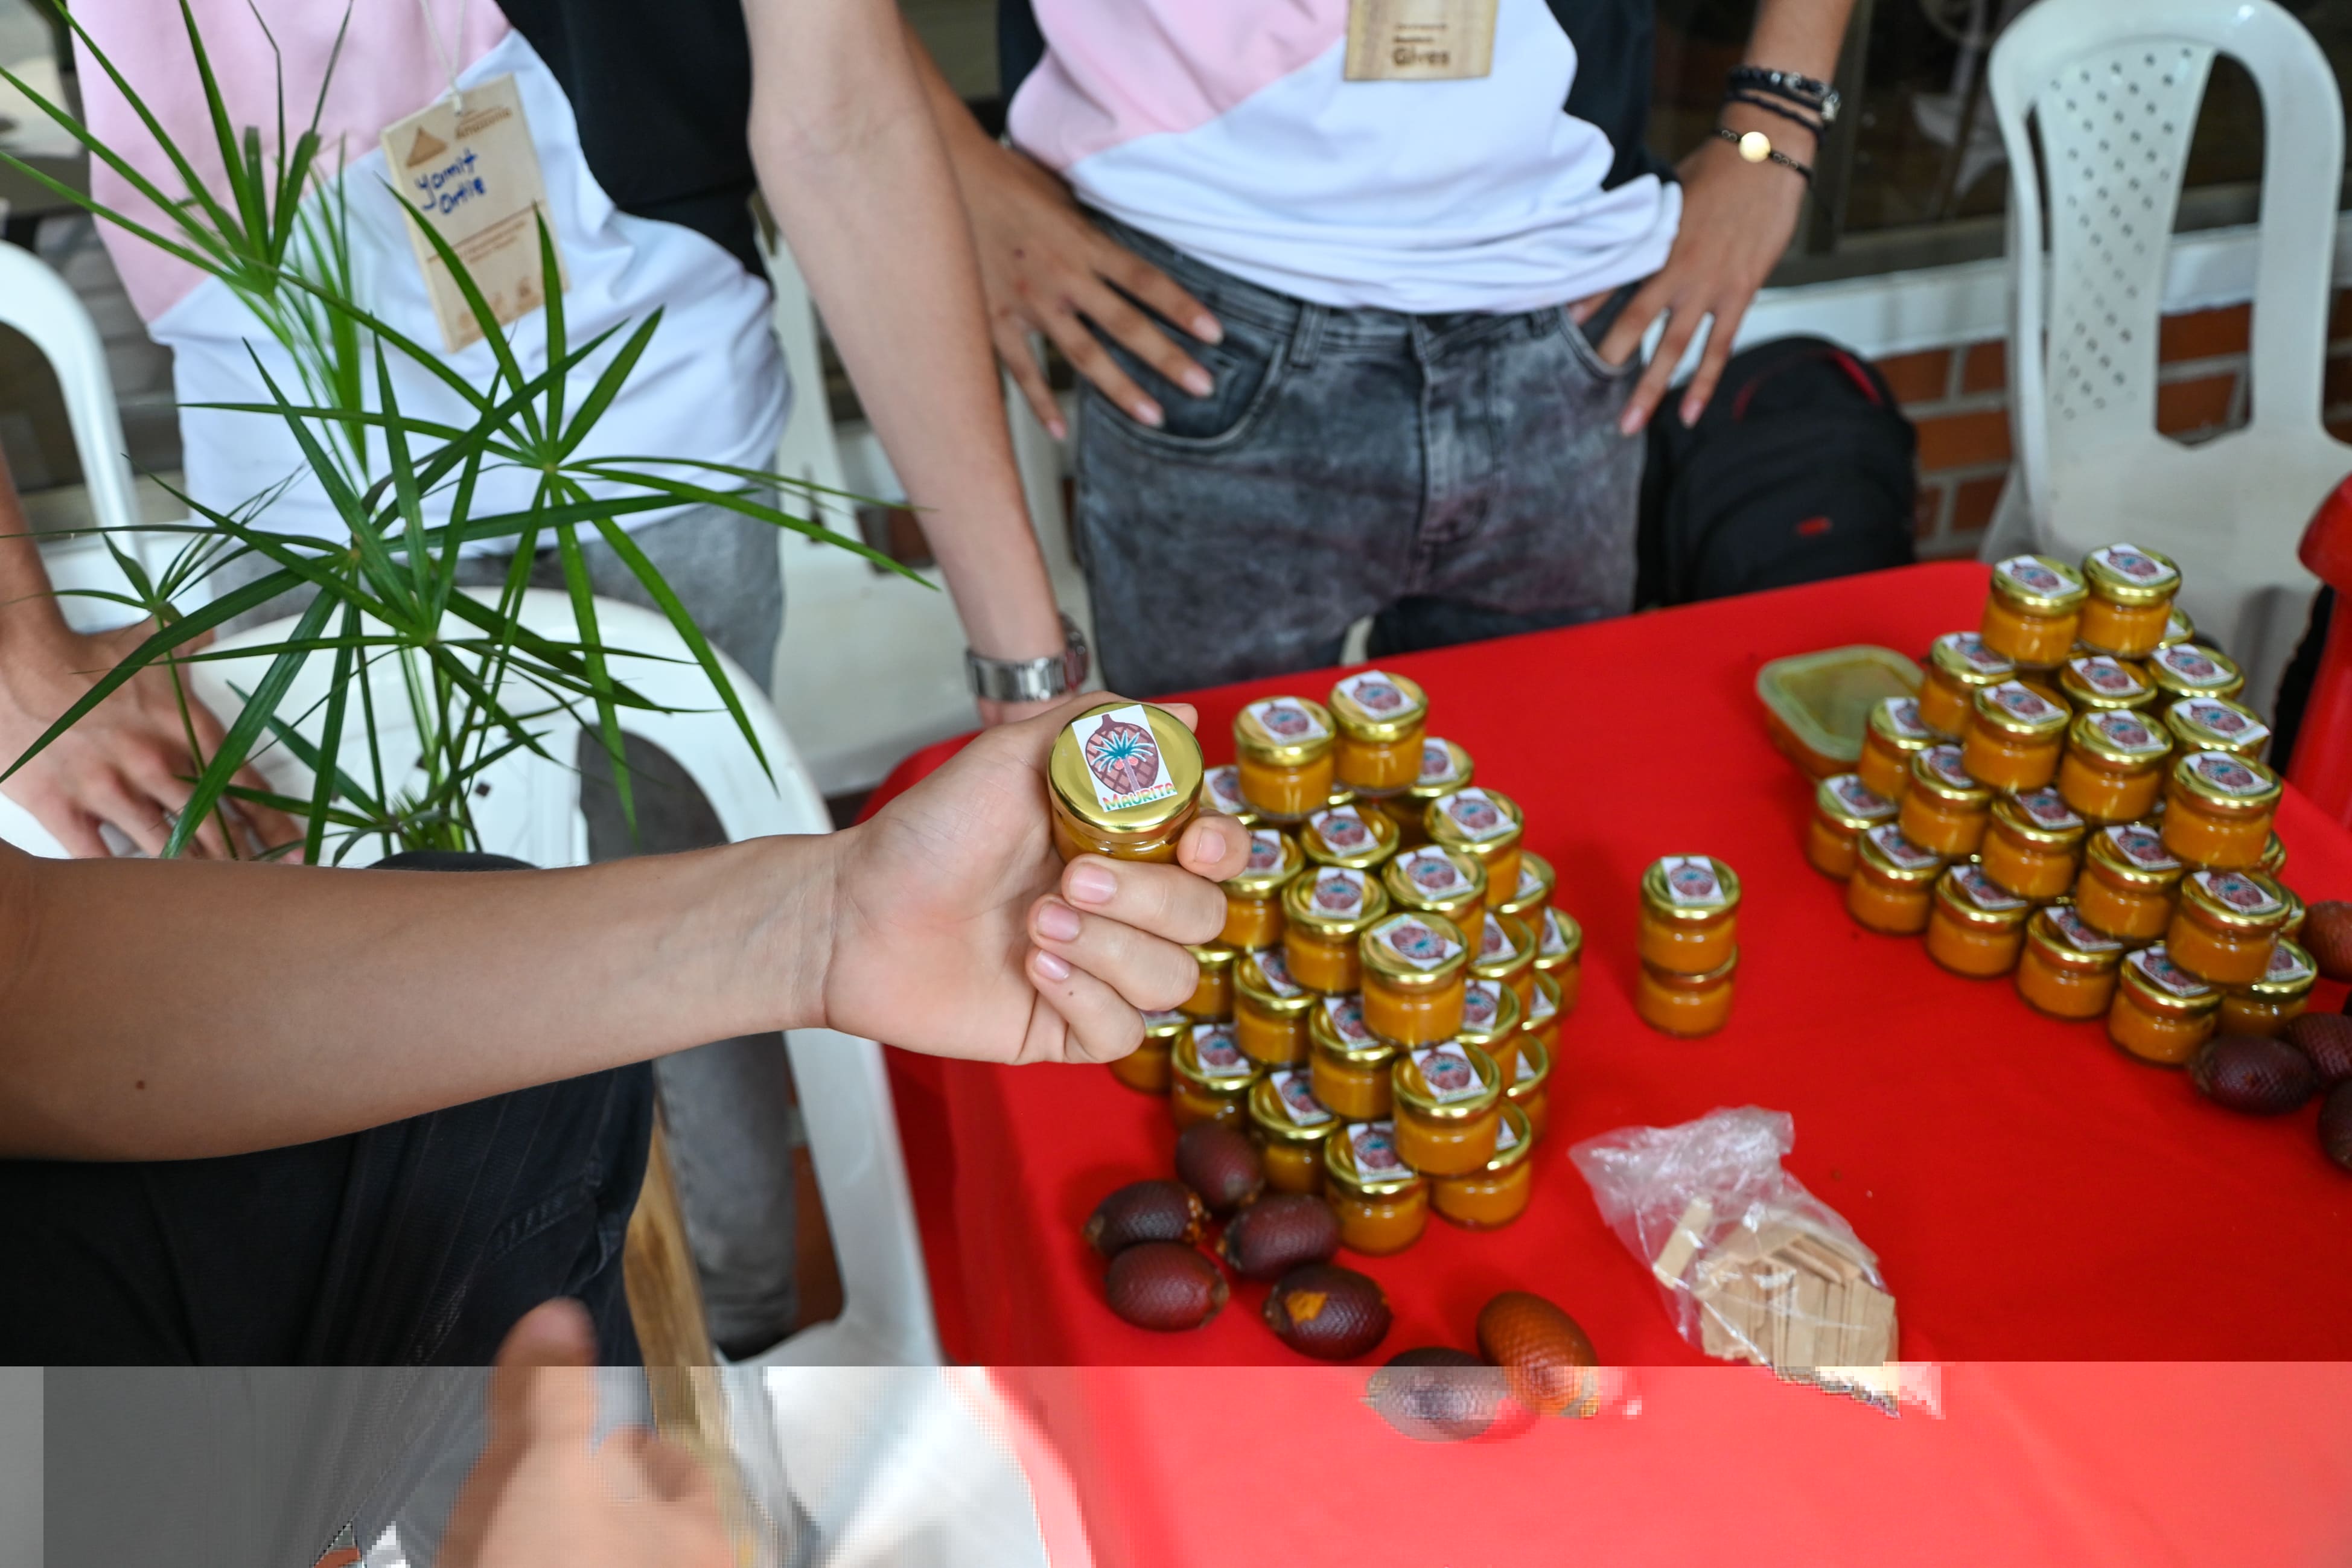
867;563;2352;1365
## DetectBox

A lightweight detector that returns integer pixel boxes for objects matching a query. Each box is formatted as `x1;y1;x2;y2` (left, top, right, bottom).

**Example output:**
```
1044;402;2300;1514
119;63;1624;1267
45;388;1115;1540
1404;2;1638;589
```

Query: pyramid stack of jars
1045;675;1582;1258
1805;544;2310;1065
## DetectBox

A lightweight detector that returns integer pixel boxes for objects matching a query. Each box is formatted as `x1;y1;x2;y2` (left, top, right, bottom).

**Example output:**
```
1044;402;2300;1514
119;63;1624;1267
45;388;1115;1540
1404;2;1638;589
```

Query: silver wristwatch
966;613;1091;704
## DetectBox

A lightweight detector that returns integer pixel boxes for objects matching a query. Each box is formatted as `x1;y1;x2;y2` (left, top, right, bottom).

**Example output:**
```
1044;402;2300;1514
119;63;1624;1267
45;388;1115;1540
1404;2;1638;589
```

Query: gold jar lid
2024;905;2129;974
1200;763;1260;826
1360;911;1471;989
1495;850;1557;919
2279;882;2306;939
1856;823;1945;885
1469;911;1535;983
2069;707;2173;770
2118;944;2221;1017
1383;844;1487;919
2147;643;2245;701
1506;1033;1551;1098
2262;832;2286;875
1233;695;1337;766
1989;553;2089;614
1392;1041;1502;1122
1933;862;2035;931
1973;680;2071;741
1426;788;1526;857
2179;867;2289;934
1867;694;1937;753
1327;668;1429;743
2158;606;2195;648
1323;1120;1424;1197
2240;937;2317;1001
1534;906;1583;970
1456;977;1525;1051
1300;802;1400;870
1284;865;1391;939
1816;773;1898;833
1992;786;2086;849
1171;1021;1261;1094
1222;827;1304;898
1050;701;1205;844
1237;948;1319;1016
1249;1068;1339;1144
2080;543;2182;607
1140;1007;1193;1045
1469;1103;1538;1176
1187;941;1239;975
2164;696;2269;759
1523;969;1563;1031
1908;744;1990;806
1310;992;1397;1065
2060;654;2154;711
1928;630;2018;688
1639;855;1741;922
2085;822;2184;889
1406;736;1475;803
2170;750;2281;815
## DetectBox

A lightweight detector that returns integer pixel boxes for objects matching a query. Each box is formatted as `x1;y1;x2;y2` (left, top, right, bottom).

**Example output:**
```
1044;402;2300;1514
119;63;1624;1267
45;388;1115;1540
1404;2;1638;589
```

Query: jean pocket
1086;312;1289;451
1559;302;1643;385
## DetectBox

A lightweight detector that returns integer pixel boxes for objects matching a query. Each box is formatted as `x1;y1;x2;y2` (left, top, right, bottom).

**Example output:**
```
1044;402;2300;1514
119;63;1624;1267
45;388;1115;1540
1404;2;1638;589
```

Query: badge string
415;0;473;111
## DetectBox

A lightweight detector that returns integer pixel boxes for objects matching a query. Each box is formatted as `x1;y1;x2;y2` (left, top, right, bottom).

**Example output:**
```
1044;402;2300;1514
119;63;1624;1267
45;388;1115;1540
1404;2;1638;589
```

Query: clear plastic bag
1569;1107;1897;1370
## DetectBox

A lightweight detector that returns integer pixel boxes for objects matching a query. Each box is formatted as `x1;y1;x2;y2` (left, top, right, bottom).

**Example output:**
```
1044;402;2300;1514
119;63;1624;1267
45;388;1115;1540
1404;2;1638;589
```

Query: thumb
488;1298;600;1448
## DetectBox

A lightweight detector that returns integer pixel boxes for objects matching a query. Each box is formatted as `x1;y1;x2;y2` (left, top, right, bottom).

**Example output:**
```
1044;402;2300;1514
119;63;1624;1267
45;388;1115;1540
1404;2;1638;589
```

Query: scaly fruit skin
1264;1263;1391;1360
1175;1120;1266;1215
1476;1290;1598;1415
2284;1012;2352;1088
2322;1082;2352;1174
1104;1242;1228;1331
2302;902;2352;982
1368;1348;1509;1442
1083;1181;1209;1258
2190;1035;2320;1115
1221;1193;1340;1281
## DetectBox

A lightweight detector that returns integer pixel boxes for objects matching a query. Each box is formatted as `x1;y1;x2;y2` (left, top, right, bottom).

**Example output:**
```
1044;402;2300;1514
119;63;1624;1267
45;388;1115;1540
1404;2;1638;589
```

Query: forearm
1724;0;1858;159
0;836;837;1159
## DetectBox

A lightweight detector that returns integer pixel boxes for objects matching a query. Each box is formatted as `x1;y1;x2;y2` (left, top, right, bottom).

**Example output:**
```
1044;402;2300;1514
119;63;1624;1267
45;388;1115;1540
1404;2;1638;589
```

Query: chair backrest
0;240;148;555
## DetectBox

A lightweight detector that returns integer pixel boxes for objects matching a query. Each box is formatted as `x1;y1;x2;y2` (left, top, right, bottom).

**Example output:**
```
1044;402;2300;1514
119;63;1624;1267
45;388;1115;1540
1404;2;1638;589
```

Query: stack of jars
1632;855;1742;1036
1809;543;2310;1066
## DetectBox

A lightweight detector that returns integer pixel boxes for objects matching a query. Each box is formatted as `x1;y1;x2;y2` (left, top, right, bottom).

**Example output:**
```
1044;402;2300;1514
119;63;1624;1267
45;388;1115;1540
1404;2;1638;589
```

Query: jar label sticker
2091;710;2166;756
1462;979;1503;1031
1269;1068;1331;1126
2165;609;2192;640
2129;945;2210;998
1937;630;2013;674
2105;824;2180;872
1396;847;1473;899
1515;859;1547;899
1657;855;1725;906
1997;554;2070;594
1879;696;1931;740
2190;751;2268;796
1954;864;2027;912
2046;907;2123;953
1252;948;1304;997
1988;681;2060;723
2266;942;2316;984
2178;699;2268;746
1308;868;1371;919
1868;824;1940;868
1478;914;1519;961
2070;655;2143;695
1349;1121;1407;1174
1418;738;1461;786
1493;1117;1520;1152
1243;697;1330;744
1311;805;1375;853
1539;909;1572;958
2014;787;2082;830
1244;829;1288;873
2194;870;2282;917
1333;669;1421;721
1922;745;1975;789
1203;765;1248;815
1192;1023;1254;1079
1370;914;1464;970
2155;646;2227;686
1829;774;1896;820
1515;1050;1541;1083
1068;705;1178;814
1410;1044;1485;1103
1437;788;1513;842
2091;543;2178;586
1528;980;1558;1022
1142;1007;1188;1027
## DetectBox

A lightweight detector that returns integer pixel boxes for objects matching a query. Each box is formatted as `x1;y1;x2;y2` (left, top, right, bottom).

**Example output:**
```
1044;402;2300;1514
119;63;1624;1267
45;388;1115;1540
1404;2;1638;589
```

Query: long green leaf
162;591;336;858
556;520;632;834
386;188;545;445
537;212;566;436
573;467;926;582
557;314;657;457
590;514;772;782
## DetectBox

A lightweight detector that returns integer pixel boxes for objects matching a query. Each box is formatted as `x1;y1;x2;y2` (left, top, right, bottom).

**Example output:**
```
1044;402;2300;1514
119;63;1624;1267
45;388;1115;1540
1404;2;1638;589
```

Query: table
868;563;2352;1366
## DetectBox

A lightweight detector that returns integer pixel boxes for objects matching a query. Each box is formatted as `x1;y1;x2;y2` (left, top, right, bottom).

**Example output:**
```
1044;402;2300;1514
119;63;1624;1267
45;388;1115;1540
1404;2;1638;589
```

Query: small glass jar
1859;695;1939;799
1232;695;1337;822
2166;868;2290;986
2108;945;2221;1065
1322;1121;1429;1255
1235;948;1319;1066
2077;543;2182;657
1534;907;1582;1013
2146;643;2246;705
1359;911;1470;1044
2261;832;2287;876
2058;652;2156;714
1495;849;1555;929
1282;867;1390;994
1299;800;1400;872
1982;553;2089;666
1182;942;1237;1021
1433;1103;1537;1230
1457;977;1526;1083
1920;631;2018;738
1199;763;1259;827
2158;606;2196;648
1328;668;1430;794
1391;736;1474;847
2077;823;2185;940
1900;745;1993;858
1048;701;1205;862
2220;939;2318;1038
1506;1033;1552;1140
2015;906;2130;1020
1171;1022;1260;1129
1426;788;1526;900
2161;751;2283;870
1808;773;1898;880
2279;884;2306;942
1109;1008;1191;1094
1636;952;1738;1037
1470;911;1538;1013
1308;994;1398;1121
2163;696;2271;763
2060;708;2175;824
1391;1043;1504;1175
1964;680;2070;790
1522;969;1564;1058
1925;863;2035;977
1220;829;1303;950
1637;855;1741;974
1981;786;2087;900
1249;1070;1337;1194
1847;824;1945;935
1382;844;1488;934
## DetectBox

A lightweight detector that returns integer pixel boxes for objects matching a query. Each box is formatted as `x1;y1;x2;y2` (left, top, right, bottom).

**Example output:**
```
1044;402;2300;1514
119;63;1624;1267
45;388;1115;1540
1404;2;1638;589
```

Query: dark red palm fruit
1264;1263;1391;1360
2189;1034;2321;1115
1220;1192;1340;1281
1083;1181;1208;1258
2322;1082;2352;1173
1104;1242;1228;1331
2301;902;2352;981
2284;1012;2352;1088
1366;1348;1511;1442
1476;1290;1599;1415
1175;1120;1265;1215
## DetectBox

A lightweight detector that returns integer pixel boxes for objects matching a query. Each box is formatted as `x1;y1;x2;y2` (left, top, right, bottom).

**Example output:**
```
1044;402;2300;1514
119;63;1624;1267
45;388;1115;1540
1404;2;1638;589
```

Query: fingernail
1193;316;1224;345
1034;949;1072;981
1179;367;1213;398
1068;862;1117;906
1133;400;1164;427
1621;406;1648;436
1047;418;1068;441
1680;400;1701;427
1036;900;1083;941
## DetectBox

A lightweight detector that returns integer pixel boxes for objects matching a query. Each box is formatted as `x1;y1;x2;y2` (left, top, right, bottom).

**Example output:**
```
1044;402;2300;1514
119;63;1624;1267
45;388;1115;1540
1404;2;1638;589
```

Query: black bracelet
1723;89;1826;137
1727;65;1841;124
1712;125;1814;185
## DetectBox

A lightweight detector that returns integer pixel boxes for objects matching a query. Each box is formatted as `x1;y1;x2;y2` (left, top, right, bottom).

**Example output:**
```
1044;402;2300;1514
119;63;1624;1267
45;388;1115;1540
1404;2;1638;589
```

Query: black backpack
1637;334;1919;608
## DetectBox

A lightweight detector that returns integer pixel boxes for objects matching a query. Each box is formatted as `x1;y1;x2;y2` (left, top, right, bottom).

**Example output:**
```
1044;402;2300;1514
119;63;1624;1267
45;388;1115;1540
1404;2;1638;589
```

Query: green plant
0;1;915;861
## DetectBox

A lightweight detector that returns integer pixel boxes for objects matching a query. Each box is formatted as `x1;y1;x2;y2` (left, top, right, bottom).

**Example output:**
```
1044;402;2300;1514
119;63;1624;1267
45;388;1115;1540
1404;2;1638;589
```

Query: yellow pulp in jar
1511;1085;1550;1141
1337;731;1423;792
1222;894;1284;951
1433;1159;1534;1229
1982;594;2080;666
1637;907;1737;975
1858;730;1918;800
2219;993;2307;1037
2015;948;2118;1019
1634;964;1735;1037
1171;1078;1246;1130
1183;962;1233;1021
1394;1099;1502;1176
1962;725;2062;791
1899;789;1989;858
1238;752;1334;820
1235;998;1311;1066
1981;824;2078;900
2080;596;2172;658
1109;1038;1173;1094
2059;750;2163;824
1551;964;1580;1017
1310;1048;1395;1121
1258;1136;1325;1195
1918;668;1977;738
1330;1185;1428;1255
2161;797;2275;870
1849;866;1934;934
1807;815;1863;879
2107;990;2215;1065
1053;811;1183;865
1926;909;2026;978
2164;911;2278;987
1284;926;1362;994
1363;971;1466;1044
2076;867;2175;940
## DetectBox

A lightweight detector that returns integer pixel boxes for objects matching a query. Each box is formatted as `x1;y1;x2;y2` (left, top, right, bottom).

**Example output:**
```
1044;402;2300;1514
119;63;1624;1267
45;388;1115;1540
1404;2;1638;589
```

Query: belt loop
1289;302;1328;373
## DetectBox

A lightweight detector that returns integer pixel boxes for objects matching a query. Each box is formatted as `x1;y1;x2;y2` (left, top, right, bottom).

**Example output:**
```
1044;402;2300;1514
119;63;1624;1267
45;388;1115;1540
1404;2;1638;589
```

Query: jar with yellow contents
2077;543;2182;657
1900;744;1993;858
2220;939;2318;1038
1637;855;1741;974
2147;643;2245;705
2016;905;2131;1020
1636;952;1737;1037
1322;1122;1429;1255
1391;1042;1504;1175
1200;763;1257;826
1925;863;2036;978
1388;736;1474;846
1847;824;1945;935
1049;701;1205;862
1299;800;1400;872
1232;695;1337;822
1281;867;1389;994
1171;1022;1260;1129
2164;696;2271;762
1981;786;2086;900
1920;631;2018;738
2060;708;2174;824
2279;884;2307;942
1808;773;1898;880
1495;849;1554;929
1382;843;1488;933
2166;868;2289;986
2077;823;2185;940
1470;910;1537;1012
2161;751;2282;870
1426;787;1526;899
1182;942;1237;1021
1109;1009;1191;1094
1307;994;1397;1120
2108;946;2221;1065
1432;1103;1537;1230
1506;1032;1552;1139
1359;911;1470;1044
1249;1069;1337;1194
1859;694;1939;798
1981;554;2089;666
1457;977;1526;1082
1965;680;2070;790
2058;653;2156;714
1235;948;1319;1067
1220;829;1302;951
2159;605;2196;648
1522;969;1563;1059
1534;907;1582;1012
2262;832;2287;876
1327;668;1429;795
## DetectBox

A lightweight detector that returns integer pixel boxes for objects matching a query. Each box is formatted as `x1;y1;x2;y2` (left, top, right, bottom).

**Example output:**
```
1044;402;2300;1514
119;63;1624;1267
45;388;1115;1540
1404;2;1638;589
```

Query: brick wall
1873;293;2352;562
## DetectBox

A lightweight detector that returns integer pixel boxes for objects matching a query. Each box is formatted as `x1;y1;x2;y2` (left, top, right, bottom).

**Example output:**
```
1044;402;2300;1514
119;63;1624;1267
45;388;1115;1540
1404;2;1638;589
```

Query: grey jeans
1075;214;1646;695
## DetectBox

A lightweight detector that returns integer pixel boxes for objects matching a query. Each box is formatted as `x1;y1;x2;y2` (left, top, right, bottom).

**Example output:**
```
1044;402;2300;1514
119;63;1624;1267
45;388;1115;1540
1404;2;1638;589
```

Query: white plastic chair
1987;0;2352;713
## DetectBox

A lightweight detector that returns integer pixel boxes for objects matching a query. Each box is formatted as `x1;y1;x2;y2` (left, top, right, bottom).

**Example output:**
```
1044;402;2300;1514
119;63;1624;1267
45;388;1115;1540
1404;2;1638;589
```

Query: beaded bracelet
1711;125;1814;185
